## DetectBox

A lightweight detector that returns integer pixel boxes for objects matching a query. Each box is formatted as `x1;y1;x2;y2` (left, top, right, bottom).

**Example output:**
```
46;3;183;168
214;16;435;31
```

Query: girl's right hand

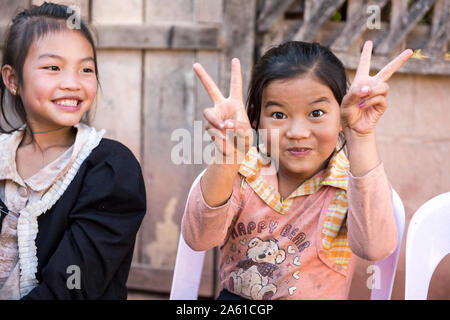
193;58;253;163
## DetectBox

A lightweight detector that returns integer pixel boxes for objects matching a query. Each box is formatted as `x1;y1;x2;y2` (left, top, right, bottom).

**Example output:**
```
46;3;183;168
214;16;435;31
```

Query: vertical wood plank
257;0;295;32
141;0;196;279
221;0;256;102
423;0;450;56
90;0;144;267
31;0;90;19
90;0;143;159
292;0;346;42
195;0;223;296
343;0;365;54
145;0;195;22
303;0;315;21
92;0;143;24
0;0;29;70
141;50;196;268
134;0;222;297
197;0;223;23
0;0;29;24
389;0;408;55
92;50;142;159
259;18;285;59
431;0;450;35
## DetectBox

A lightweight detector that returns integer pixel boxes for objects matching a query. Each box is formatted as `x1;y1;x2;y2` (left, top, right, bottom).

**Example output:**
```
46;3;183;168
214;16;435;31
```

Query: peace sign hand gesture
340;41;413;136
194;58;253;162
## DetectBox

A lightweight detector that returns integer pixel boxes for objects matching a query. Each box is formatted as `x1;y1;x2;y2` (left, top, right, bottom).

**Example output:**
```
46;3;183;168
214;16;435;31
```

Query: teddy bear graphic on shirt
227;237;286;300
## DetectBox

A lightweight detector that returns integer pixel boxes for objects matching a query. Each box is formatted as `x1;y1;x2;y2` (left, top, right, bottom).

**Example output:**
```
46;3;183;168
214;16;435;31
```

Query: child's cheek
317;125;340;155
21;82;49;112
85;78;98;101
261;127;281;157
30;72;56;99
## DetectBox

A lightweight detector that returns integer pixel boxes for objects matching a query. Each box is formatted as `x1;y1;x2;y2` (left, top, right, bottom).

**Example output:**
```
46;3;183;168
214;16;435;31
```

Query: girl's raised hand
340;41;413;135
193;58;253;160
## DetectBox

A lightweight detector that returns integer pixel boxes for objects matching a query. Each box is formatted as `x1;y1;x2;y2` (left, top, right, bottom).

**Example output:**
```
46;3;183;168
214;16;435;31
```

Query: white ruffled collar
16;124;105;297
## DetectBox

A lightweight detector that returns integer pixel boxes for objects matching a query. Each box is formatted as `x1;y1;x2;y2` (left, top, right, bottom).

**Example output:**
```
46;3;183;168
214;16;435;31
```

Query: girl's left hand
340;40;413;136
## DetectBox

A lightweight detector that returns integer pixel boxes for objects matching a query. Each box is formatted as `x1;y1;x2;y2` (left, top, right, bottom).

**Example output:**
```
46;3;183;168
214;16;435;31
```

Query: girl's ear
1;65;18;94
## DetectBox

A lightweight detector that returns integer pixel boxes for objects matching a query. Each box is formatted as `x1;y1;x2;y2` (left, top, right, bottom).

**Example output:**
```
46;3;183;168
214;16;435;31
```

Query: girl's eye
310;109;324;118
82;67;94;73
44;66;60;71
271;112;287;120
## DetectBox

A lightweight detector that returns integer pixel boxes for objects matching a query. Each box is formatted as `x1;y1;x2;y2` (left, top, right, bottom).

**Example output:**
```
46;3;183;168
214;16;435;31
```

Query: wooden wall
1;0;449;299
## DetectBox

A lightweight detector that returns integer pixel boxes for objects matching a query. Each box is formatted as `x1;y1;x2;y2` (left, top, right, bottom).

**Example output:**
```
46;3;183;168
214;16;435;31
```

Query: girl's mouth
52;98;82;111
286;147;312;157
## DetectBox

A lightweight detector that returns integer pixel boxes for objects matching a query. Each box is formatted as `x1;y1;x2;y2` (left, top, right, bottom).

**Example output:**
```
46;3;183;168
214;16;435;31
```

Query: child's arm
340;41;412;260
192;59;252;207
181;59;252;251
181;172;242;251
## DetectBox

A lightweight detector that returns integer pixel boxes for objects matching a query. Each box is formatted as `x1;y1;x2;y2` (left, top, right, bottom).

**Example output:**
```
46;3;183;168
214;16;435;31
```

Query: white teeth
54;99;78;106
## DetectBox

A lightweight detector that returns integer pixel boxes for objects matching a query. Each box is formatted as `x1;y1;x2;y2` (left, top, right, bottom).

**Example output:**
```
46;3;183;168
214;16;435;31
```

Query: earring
11;88;17;95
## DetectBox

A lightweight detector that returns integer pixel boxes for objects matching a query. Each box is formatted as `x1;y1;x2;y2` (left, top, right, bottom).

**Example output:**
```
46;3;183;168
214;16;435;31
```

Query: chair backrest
170;172;405;300
370;189;405;300
405;192;450;300
169;170;207;300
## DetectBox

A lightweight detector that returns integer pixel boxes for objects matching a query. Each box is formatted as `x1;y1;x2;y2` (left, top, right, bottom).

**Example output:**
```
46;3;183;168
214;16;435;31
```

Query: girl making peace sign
182;41;412;300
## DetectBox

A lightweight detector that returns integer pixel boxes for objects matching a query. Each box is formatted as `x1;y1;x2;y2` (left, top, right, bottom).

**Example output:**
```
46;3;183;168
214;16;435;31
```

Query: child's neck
16;126;77;180
277;169;307;200
277;161;328;200
21;126;76;151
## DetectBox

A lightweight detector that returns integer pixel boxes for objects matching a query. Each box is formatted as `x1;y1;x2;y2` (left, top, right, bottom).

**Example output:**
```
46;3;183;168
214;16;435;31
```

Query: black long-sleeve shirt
16;138;147;299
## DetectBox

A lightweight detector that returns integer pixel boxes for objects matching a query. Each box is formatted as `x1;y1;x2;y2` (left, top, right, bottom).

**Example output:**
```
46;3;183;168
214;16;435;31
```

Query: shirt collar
0;123;92;192
238;146;349;213
0;128;27;186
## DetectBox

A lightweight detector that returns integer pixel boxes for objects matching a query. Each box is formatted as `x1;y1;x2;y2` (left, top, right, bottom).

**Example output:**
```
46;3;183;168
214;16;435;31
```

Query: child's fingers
209;119;253;151
342;84;372;107
355;40;373;80
193;63;225;104
229;58;243;101
222;119;253;137
374;49;413;82
203;108;224;129
206;125;226;141
358;95;387;112
359;82;389;101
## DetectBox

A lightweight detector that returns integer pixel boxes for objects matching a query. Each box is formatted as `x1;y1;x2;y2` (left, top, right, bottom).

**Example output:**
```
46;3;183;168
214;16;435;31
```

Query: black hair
0;2;99;134
246;41;348;155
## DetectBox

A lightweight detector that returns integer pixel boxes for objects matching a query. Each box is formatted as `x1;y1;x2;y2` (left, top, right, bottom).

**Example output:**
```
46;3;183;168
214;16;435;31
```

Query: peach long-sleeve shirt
181;148;398;300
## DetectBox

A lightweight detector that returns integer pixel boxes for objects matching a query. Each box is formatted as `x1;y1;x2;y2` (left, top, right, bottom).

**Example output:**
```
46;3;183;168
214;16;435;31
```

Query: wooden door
125;0;256;298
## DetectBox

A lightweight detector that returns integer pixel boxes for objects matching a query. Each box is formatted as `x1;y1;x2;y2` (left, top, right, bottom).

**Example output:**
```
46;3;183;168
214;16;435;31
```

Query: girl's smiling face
259;75;342;182
20;29;97;131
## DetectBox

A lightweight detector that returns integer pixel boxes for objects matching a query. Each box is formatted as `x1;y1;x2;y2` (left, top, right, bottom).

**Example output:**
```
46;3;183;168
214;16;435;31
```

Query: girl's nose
59;72;82;91
285;119;311;140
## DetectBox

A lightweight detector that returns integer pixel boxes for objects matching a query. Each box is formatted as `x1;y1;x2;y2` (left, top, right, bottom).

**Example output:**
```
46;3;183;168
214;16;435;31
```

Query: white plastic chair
405;192;450;300
369;189;405;300
169;170;207;300
170;170;405;300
